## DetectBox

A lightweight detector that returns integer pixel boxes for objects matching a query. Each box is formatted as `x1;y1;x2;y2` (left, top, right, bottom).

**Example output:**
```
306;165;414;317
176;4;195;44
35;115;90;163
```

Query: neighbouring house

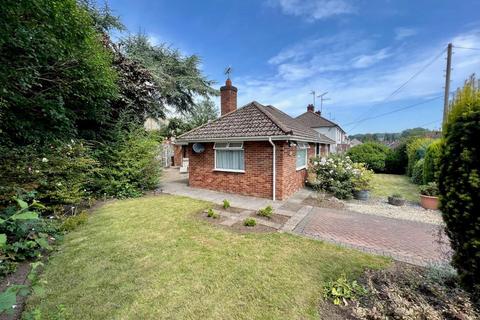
350;138;363;147
296;105;349;153
175;79;334;200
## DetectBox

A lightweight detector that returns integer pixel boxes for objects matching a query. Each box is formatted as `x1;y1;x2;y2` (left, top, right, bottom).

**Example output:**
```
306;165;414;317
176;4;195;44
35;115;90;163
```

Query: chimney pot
220;79;237;116
307;104;314;112
315;110;321;116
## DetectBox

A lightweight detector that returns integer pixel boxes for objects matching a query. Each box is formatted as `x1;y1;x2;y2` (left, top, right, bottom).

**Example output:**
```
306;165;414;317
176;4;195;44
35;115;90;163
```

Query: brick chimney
307;104;314;112
220;79;237;116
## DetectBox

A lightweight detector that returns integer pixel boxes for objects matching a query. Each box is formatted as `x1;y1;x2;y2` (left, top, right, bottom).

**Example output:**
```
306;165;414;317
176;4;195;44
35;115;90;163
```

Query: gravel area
343;198;444;225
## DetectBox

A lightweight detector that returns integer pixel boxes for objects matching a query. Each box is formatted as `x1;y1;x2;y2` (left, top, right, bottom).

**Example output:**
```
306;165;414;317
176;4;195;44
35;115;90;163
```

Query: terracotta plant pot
354;190;370;201
420;195;439;210
388;196;405;206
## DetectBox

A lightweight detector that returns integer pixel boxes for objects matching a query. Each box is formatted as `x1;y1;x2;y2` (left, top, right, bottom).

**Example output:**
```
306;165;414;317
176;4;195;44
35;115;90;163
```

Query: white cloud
234;29;480;124
351;48;391;68
394;27;417;40
147;33;161;46
268;0;355;21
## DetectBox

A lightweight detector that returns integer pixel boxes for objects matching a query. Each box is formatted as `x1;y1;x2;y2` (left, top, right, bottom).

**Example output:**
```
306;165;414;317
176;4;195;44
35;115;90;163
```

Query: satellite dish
192;143;205;154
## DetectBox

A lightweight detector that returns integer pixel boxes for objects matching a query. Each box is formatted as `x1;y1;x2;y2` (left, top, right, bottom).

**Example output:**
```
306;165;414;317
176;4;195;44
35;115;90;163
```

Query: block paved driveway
294;206;451;266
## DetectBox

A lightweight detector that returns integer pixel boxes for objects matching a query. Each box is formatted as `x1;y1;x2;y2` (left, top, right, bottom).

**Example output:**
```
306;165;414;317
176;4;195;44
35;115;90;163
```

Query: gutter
175;135;333;145
268;137;276;201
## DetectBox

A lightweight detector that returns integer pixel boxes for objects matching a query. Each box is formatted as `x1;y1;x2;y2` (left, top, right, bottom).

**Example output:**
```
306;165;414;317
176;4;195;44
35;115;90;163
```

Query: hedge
406;137;433;176
423;139;442;184
411;158;425;185
439;76;480;303
346;142;391;172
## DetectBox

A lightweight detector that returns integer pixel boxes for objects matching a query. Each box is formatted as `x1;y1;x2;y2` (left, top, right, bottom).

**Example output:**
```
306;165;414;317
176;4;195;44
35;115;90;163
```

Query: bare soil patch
251;213;290;225
213;204;245;214
0;262;31;320
229;221;277;233
302;194;345;210
196;210;228;224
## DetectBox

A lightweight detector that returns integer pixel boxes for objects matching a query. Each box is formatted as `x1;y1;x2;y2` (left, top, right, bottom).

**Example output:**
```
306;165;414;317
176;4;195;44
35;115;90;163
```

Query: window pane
228;142;243;149
216;150;244;170
296;149;306;168
214;142;228;149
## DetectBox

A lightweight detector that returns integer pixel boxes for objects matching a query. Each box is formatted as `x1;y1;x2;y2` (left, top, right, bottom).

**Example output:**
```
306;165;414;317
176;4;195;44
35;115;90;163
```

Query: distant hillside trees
350;127;436;143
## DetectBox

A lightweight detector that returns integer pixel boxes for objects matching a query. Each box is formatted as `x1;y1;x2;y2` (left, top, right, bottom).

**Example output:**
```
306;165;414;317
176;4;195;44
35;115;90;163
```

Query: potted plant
419;182;439;210
352;163;373;201
388;193;405;206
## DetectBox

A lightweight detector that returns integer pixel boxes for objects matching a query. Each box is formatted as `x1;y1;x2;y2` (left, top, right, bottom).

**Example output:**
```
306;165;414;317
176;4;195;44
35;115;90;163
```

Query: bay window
214;142;245;172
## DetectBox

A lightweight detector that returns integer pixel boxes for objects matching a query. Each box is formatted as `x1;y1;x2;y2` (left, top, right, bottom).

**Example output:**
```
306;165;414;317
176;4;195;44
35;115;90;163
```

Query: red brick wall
276;142;315;199
173;145;182;167
187;140;317;200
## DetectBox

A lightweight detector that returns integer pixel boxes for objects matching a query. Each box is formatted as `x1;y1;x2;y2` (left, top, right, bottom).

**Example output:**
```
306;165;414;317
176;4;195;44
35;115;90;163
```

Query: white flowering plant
309;155;372;199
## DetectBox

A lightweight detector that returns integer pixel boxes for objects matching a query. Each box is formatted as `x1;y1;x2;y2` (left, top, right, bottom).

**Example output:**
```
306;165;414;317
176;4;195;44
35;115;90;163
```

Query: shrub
61;211;89;232
385;141;408;174
346;142;391;172
0;142;98;212
439;75;480;301
0;197;59;277
243;218;256;227
423;139;442;184
206;208;219;219
222;199;231;209
351;163;374;191
310;155;354;199
92;123;162;198
419;182;439;196
323;274;367;306
411;158;425;185
406;137;433;176
257;205;273;218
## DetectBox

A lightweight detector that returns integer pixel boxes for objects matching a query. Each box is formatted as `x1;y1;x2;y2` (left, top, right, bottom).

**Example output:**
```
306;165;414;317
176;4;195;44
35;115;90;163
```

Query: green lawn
27;195;388;319
371;173;420;202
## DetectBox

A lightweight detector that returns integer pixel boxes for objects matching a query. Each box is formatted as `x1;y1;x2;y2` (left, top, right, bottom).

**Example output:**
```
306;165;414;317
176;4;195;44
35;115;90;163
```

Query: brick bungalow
175;79;334;200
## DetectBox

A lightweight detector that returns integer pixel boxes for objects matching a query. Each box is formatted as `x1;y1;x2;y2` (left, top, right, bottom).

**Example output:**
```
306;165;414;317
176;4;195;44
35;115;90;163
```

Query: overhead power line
343;95;443;127
453;46;480;51
347;46;447;132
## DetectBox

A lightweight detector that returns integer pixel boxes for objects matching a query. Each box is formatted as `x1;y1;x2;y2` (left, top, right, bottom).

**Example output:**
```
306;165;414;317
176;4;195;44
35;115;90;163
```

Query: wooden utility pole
443;43;453;126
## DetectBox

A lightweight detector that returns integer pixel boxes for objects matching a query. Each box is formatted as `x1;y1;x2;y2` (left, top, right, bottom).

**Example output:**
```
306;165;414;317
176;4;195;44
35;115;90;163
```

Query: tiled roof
296;111;345;132
177;101;334;144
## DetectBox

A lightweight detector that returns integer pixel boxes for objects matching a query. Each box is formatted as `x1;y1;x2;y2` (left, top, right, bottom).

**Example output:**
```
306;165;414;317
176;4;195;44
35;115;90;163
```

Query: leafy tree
160;99;218;138
400;127;432;138
0;0;118;145
160;118;193;138
347;142;392;172
120;34;218;116
189;99;218;127
439;75;480;303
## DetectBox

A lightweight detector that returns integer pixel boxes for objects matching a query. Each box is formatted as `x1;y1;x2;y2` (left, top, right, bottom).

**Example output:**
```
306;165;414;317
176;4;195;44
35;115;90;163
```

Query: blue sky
107;0;480;134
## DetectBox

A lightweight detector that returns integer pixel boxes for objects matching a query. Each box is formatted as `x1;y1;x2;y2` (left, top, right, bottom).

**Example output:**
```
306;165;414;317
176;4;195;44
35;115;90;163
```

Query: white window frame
296;142;310;170
213;142;245;173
